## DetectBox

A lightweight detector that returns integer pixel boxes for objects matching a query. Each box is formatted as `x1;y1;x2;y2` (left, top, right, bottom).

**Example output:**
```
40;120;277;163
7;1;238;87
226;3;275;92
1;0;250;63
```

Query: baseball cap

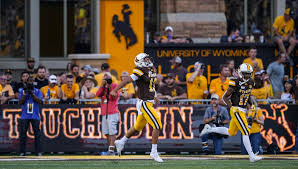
27;57;35;62
154;32;161;36
92;68;99;74
5;69;12;75
121;71;129;77
255;70;265;76
211;94;219;100
81;64;92;71
165;26;173;32
165;73;175;79
285;8;291;15
171;56;182;63
49;75;57;84
101;63;110;70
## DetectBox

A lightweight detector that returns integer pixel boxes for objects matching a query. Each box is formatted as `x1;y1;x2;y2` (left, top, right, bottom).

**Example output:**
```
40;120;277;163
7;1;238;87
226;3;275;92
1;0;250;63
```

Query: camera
105;78;112;84
247;117;253;129
24;83;34;95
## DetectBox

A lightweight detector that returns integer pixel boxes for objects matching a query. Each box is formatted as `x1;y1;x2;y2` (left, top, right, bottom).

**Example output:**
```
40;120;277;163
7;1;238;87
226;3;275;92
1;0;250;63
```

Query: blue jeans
295;124;298;152
241;132;261;154
201;133;224;155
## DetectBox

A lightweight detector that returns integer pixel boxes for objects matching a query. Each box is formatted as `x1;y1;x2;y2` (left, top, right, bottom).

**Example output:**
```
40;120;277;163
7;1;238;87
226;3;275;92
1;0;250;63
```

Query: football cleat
115;140;125;157
199;124;211;137
150;151;164;163
249;154;263;162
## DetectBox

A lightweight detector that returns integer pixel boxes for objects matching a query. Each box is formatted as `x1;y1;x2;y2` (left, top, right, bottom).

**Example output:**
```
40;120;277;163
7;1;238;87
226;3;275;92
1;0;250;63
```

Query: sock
210;127;230;136
151;144;157;152
242;135;254;158
120;136;128;143
108;146;115;152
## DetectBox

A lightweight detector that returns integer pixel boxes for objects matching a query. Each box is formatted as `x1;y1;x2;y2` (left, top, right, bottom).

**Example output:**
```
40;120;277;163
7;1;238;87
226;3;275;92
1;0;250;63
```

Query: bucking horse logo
112;4;137;49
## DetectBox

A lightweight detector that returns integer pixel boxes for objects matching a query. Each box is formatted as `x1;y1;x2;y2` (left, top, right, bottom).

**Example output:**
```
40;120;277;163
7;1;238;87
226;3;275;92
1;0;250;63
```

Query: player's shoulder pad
133;67;144;76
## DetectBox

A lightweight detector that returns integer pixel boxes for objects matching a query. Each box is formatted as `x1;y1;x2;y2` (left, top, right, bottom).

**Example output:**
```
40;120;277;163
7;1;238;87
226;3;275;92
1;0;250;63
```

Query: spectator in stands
26;57;35;75
225;59;238;78
5;69;17;91
186;61;208;99
14;71;29;98
200;94;229;155
170;56;188;91
243;35;250;43
119;71;135;100
18;75;42;156
243;47;264;76
40;75;60;103
66;62;72;73
155;74;164;91
57;72;67;86
152;32;162;44
34;65;48;89
267;52;286;98
71;64;80;82
295;75;298;104
0;73;14;104
251;70;273;103
209;64;231;101
80;74;99;104
281;79;295;101
80;64;92;78
273;8;295;61
241;103;264;155
95;63;118;86
59;74;79;104
228;28;243;43
110;69;119;81
96;72;120;155
161;26;174;43
157;73;187;102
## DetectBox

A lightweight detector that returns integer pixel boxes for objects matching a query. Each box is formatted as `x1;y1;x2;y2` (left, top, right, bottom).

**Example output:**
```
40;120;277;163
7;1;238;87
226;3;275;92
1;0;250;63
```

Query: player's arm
222;87;234;109
110;77;133;97
249;95;258;107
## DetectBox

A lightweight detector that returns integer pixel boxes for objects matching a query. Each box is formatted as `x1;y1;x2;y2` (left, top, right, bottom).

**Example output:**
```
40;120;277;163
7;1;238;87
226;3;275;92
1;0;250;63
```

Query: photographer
241;103;264;154
200;94;229;155
18;75;43;156
96;72;120;155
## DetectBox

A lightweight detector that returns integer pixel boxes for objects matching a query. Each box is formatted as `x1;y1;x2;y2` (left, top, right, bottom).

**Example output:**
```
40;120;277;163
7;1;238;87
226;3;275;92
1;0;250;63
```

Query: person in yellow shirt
251;70;274;104
243;47;263;76
0;74;15;104
209;64;231;100
119;71;135;100
40;75;60;104
95;63;118;86
186;62;208;99
273;8;295;60
241;104;264;154
59;74;79;104
80;75;99;104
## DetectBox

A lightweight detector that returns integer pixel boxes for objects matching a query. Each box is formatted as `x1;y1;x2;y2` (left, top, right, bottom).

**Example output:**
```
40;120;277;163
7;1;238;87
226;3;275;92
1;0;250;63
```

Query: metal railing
5;98;296;105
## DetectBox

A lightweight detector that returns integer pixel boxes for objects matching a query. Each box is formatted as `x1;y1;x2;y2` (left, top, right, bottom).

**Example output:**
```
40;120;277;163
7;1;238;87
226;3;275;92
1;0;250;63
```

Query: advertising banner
0;104;296;153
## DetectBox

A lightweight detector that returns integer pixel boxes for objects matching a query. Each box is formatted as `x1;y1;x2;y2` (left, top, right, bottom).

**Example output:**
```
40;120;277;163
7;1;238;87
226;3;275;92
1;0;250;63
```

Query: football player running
200;63;263;162
110;53;163;163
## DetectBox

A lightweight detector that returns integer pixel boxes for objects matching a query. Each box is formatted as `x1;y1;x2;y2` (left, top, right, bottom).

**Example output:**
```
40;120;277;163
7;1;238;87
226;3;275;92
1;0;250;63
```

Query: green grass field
1;160;298;169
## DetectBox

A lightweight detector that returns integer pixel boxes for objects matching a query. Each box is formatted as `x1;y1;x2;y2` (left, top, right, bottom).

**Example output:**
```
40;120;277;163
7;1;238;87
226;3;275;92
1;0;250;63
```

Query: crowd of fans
0;48;297;105
0;0;25;57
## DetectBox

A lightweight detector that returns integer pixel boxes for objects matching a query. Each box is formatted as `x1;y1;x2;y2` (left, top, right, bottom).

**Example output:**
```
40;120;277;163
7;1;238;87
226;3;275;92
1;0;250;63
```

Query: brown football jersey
132;67;157;100
228;77;254;108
